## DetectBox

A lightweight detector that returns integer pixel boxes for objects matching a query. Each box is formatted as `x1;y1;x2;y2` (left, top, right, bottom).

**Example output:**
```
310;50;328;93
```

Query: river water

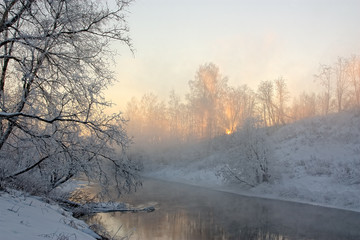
84;179;360;240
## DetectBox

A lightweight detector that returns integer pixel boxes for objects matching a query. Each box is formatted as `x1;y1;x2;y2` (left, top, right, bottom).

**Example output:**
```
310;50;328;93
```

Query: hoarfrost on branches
217;118;273;186
0;0;140;195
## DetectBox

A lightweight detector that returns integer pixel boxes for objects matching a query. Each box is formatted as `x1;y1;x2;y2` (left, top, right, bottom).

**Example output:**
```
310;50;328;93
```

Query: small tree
167;90;181;139
217;118;272;186
257;80;275;127
315;64;333;115
274;77;290;125
346;55;360;108
0;0;140;194
334;57;349;112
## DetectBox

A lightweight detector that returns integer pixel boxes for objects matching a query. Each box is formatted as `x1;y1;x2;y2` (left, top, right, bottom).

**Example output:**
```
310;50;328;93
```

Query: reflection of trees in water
223;205;289;240
87;209;228;240
86;214;135;240
237;226;287;240
157;209;226;240
85;206;289;240
82;181;291;240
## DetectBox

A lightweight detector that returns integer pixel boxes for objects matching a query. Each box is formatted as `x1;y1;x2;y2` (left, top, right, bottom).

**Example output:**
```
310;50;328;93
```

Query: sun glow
226;129;232;135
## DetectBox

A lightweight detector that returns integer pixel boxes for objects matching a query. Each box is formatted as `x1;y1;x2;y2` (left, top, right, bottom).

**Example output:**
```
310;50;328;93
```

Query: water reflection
84;179;360;240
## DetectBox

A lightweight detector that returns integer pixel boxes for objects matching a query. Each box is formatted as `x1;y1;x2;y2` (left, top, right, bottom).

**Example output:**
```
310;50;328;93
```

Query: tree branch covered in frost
0;0;140;195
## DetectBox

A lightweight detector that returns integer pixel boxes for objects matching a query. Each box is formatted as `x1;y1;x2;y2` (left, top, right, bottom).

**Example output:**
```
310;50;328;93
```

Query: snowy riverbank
144;111;360;213
0;190;100;240
145;168;360;213
0;183;156;240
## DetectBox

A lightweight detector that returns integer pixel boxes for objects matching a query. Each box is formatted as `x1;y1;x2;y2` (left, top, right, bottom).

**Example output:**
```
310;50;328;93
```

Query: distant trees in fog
316;55;360;114
126;55;360;145
126;63;255;145
187;63;228;139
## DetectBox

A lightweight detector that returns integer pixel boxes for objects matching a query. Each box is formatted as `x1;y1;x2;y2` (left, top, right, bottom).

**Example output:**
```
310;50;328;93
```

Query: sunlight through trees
126;56;360;147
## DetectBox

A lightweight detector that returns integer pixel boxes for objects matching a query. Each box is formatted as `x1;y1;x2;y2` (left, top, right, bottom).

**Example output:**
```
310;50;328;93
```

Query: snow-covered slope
0;190;99;240
144;111;360;212
252;111;360;210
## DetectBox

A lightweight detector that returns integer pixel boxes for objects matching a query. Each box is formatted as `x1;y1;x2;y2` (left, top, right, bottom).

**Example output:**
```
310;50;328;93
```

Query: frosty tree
217;118;273;186
187;63;228;138
0;0;140;194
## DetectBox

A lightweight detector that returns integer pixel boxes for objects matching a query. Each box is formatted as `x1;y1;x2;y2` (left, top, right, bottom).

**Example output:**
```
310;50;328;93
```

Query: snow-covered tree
315;64;333;115
291;92;317;120
257;80;275;127
346;55;360;109
334;57;349;112
274;77;290;125
217;118;273;186
0;0;140;194
167;90;182;139
220;85;255;134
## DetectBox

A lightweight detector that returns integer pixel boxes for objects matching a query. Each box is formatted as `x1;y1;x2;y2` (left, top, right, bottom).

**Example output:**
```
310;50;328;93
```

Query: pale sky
106;0;360;112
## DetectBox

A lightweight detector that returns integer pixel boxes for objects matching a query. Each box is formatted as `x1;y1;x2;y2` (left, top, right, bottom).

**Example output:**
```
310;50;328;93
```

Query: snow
143;110;360;212
0;190;100;240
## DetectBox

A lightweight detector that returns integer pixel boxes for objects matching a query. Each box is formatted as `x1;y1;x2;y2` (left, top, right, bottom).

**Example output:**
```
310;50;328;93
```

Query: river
84;178;360;240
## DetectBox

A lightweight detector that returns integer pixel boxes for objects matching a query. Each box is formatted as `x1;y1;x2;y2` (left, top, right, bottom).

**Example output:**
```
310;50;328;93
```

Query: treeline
125;56;360;145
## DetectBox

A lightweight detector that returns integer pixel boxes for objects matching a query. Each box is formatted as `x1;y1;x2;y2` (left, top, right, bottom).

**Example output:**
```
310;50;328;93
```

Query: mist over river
83;179;360;240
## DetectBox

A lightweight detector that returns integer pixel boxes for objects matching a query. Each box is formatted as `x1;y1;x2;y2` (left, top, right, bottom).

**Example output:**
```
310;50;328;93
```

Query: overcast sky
106;0;360;112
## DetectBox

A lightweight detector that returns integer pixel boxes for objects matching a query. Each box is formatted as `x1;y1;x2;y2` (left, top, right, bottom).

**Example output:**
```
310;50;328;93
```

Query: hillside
144;110;360;212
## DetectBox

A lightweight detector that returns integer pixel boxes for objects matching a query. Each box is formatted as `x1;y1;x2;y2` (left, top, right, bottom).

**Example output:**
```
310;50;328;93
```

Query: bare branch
3;155;50;180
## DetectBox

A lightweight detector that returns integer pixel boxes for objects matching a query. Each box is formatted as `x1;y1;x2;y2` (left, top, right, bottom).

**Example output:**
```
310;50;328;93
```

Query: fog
122;57;360;199
125;57;360;155
85;179;360;240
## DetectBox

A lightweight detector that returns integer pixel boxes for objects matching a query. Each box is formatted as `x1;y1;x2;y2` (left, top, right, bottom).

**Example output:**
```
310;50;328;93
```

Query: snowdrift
0;190;99;240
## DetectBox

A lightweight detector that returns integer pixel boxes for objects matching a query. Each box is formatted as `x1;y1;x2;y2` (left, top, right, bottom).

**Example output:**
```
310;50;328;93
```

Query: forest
125;57;360;147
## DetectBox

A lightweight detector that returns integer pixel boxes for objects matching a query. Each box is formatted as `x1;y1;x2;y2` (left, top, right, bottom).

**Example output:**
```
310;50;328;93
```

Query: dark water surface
84;179;360;240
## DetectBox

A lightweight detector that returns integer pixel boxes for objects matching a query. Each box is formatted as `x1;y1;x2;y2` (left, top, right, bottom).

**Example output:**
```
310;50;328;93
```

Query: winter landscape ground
1;110;360;239
2;1;360;239
0;190;100;240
